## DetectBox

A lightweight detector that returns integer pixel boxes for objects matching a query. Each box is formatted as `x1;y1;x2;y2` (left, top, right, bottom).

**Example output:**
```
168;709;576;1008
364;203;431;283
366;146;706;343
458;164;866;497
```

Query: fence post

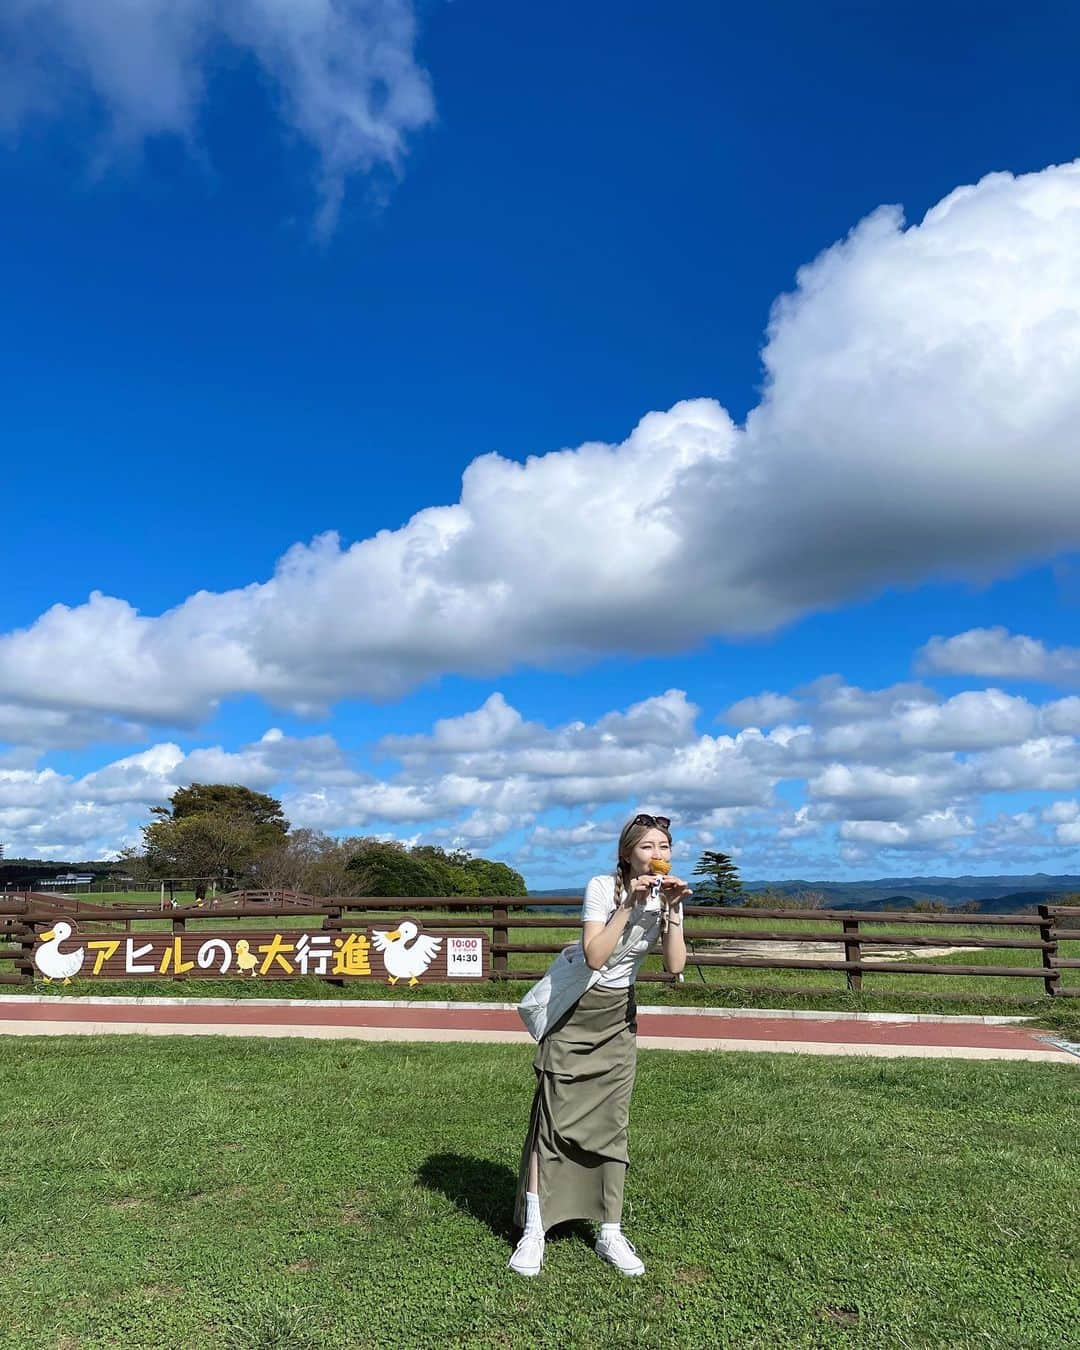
8;909;36;987
324;904;345;988
20;919;36;986
1038;905;1060;999
492;903;509;979
842;917;862;992
171;911;186;983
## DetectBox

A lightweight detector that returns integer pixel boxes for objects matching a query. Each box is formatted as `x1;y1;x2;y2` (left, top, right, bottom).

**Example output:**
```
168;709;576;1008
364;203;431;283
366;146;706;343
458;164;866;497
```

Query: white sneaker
508;1231;545;1276
595;1231;645;1277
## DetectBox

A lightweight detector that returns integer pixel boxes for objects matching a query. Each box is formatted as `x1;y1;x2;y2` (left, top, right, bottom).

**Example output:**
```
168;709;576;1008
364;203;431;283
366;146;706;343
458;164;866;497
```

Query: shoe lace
508;1238;542;1271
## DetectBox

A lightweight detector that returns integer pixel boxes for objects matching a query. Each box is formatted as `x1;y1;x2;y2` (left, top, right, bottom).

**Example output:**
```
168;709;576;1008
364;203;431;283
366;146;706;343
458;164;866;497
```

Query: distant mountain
739;874;1080;911
528;874;1080;915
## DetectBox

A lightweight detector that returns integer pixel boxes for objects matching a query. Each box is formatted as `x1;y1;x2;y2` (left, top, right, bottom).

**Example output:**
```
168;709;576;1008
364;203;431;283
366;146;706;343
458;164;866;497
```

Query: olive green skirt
514;982;638;1232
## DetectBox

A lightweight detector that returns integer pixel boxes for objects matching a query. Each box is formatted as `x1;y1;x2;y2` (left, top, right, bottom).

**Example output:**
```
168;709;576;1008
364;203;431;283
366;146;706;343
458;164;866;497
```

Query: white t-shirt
581;873;664;989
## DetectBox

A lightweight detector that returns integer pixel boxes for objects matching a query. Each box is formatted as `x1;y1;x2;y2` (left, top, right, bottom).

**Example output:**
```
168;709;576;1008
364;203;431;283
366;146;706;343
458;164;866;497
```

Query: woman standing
509;813;690;1277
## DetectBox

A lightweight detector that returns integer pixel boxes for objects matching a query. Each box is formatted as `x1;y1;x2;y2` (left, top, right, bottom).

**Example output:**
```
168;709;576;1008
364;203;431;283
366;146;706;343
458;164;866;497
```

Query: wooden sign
31;917;487;984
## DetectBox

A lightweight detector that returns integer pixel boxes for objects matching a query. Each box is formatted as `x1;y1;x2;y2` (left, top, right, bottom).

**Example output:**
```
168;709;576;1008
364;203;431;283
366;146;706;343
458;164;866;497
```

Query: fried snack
648;858;671;876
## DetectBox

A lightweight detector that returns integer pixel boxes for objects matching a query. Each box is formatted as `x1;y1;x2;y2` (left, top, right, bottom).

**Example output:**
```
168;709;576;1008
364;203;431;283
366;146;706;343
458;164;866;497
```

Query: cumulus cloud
5;160;1080;731
5;673;1080;874
1040;800;1080;846
0;0;434;237
839;809;975;849
0;728;354;856
0;701;145;749
1042;800;1080;824
917;627;1080;686
723;692;802;728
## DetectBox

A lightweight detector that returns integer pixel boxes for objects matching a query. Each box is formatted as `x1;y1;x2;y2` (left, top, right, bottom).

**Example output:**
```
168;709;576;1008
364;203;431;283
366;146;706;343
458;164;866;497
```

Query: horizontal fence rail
1;892;1077;1000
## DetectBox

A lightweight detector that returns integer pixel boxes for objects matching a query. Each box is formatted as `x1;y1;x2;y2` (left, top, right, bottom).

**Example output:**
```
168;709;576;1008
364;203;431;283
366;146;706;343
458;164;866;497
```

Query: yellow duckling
235;939;259;977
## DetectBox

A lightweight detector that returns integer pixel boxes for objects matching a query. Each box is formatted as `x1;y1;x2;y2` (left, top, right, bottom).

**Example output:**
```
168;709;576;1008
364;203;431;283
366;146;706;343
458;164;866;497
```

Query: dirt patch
136;1283;182;1300
674;1265;713;1285
286;1259;314;1273
691;939;984;962
819;1305;861;1327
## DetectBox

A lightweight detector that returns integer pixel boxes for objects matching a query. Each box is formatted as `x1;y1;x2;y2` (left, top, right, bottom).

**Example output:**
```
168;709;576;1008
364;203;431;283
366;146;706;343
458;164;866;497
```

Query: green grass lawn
0;1037;1076;1349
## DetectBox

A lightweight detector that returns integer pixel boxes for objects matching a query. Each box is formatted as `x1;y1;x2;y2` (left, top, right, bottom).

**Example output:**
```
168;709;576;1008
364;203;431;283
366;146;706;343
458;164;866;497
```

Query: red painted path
0;996;1075;1063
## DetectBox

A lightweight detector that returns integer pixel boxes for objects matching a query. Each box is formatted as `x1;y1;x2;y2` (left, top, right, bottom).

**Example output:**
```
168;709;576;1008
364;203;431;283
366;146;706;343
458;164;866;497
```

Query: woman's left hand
660;875;692;902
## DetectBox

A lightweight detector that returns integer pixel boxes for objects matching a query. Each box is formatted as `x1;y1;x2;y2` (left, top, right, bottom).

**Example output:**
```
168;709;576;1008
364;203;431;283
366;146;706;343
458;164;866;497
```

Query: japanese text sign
32;917;488;984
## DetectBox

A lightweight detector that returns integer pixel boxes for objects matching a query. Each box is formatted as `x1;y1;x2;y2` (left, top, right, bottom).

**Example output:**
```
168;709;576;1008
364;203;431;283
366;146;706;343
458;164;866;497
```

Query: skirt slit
513;983;637;1231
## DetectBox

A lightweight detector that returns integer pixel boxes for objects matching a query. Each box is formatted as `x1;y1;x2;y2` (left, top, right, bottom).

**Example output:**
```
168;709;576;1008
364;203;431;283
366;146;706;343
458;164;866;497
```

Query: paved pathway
1;995;1076;1063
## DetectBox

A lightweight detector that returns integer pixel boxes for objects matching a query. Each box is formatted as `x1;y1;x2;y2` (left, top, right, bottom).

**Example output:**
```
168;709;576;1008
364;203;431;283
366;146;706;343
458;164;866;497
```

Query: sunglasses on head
631;814;671;830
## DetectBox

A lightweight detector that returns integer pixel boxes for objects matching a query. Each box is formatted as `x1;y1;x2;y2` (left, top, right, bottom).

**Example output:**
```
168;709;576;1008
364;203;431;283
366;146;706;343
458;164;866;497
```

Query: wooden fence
2;891;1078;1001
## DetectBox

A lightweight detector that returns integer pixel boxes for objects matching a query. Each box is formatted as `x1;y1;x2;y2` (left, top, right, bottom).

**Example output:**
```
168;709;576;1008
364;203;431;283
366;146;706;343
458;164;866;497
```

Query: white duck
371;921;442;986
34;921;85;984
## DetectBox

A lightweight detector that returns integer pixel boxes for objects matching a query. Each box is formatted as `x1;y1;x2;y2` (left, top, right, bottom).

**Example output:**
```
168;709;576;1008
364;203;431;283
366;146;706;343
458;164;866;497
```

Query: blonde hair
613;815;673;903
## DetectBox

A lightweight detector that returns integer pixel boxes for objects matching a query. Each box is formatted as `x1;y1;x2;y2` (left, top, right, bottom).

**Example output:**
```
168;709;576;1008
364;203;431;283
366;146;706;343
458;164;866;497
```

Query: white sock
524;1191;544;1237
600;1222;621;1240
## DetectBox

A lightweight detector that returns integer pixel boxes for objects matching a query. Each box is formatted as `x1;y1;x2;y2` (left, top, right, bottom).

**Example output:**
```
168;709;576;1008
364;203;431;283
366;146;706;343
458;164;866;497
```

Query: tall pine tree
692;850;743;905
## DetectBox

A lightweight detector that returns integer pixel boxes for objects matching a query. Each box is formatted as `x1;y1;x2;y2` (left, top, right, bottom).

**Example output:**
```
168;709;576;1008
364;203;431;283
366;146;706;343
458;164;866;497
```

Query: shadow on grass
416;1153;593;1248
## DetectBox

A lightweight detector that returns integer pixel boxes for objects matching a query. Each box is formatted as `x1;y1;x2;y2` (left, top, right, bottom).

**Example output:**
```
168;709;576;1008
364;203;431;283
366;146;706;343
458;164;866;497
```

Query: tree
743;887;825;910
157;784;288;832
459;857;527;897
249;830;378;897
140;783;289;886
346;843;447;897
344;841;527;900
691;850;743;905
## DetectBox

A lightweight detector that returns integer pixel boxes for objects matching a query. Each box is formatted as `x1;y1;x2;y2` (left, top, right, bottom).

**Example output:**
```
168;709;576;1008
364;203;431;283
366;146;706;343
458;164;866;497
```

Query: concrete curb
0;992;1040;1026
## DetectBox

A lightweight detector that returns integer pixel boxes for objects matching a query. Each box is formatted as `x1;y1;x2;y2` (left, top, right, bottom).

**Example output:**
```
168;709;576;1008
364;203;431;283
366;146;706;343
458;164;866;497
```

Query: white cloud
722;692;802;728
379;693;530;757
0;728;359;856
970;737;1080;794
776;804;820;839
958;810;1051;861
6;672;1080;875
0;0;434;237
1042;800;1080;824
0;701;146;749
2;163;1080;730
839;809;975;849
810;762;960;813
1041;801;1080;845
917;627;1080;686
893;689;1038;751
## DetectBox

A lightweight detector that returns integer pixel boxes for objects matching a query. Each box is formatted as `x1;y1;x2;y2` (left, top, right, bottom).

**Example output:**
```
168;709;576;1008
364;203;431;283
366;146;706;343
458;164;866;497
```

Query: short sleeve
582;874;615;924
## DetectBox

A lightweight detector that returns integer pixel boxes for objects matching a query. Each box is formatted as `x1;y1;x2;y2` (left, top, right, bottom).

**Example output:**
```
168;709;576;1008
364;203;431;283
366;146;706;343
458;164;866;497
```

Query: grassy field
7;893;1080;1030
0;1036;1077;1349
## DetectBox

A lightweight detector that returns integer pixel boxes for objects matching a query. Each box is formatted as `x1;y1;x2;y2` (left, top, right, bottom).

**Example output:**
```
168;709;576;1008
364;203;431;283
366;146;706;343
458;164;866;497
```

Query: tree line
119;783;527;899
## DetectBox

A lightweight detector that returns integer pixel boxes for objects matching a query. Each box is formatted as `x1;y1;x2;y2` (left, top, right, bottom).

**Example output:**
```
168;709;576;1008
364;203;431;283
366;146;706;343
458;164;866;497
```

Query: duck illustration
34;921;85;985
235;939;259;977
371;921;442;986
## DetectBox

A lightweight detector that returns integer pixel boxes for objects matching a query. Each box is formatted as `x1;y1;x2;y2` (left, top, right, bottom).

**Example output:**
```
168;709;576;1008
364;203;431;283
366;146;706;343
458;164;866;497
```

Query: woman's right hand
623;874;657;906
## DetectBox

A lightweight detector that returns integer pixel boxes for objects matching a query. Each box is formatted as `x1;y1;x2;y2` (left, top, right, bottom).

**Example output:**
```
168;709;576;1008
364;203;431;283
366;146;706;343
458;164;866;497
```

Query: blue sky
3;1;1080;886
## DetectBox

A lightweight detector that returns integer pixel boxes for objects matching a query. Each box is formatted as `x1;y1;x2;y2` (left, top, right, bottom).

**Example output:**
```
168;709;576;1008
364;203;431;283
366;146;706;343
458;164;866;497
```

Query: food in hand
648;858;671;876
